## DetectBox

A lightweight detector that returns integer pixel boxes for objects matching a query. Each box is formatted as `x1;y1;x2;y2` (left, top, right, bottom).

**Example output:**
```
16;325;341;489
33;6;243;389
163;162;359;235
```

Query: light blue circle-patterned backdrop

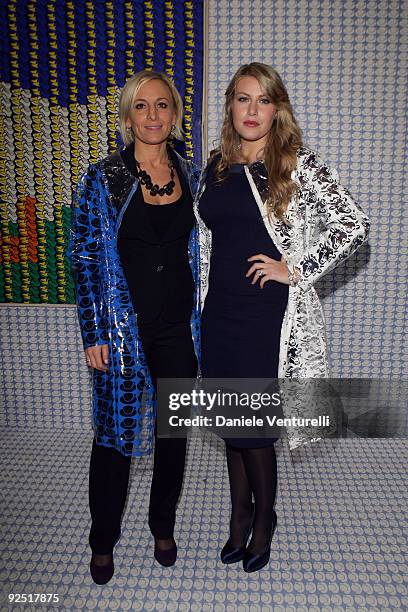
0;3;407;609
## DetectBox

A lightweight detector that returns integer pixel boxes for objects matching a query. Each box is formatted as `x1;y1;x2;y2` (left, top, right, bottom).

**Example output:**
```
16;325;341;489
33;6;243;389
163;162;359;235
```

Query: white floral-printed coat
194;147;370;449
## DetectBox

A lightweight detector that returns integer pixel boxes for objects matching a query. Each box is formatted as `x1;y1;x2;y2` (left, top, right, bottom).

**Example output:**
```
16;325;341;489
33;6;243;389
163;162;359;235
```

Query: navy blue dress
199;162;289;447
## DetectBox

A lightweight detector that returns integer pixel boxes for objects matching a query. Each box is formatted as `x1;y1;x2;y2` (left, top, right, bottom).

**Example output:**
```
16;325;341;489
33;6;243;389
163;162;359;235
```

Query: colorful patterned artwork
0;0;204;303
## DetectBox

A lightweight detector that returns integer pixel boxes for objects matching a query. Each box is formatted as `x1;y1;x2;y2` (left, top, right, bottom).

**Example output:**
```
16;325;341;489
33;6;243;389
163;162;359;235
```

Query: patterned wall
206;0;407;379
0;304;92;430
0;0;203;304
1;0;407;431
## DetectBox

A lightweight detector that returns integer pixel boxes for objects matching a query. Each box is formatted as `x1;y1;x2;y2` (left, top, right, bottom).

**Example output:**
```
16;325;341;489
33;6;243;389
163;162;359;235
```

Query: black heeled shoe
221;505;255;564
242;509;277;573
154;538;177;567
90;553;114;585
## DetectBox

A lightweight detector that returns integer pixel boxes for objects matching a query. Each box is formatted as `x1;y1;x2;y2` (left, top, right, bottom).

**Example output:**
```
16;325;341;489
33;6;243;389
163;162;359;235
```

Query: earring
234;142;242;151
171;124;176;135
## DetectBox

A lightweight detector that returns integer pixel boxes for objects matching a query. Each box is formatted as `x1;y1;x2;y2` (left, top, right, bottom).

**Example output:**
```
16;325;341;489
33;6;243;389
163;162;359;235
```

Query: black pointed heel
242;509;277;573
221;505;255;564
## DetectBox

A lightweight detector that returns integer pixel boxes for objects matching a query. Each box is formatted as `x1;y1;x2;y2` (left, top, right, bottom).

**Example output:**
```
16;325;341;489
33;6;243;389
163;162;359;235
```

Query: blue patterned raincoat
68;149;201;457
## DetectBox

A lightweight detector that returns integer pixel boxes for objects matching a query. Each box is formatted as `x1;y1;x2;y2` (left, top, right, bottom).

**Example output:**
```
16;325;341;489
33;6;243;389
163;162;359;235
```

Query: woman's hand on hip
246;254;290;287
85;344;109;371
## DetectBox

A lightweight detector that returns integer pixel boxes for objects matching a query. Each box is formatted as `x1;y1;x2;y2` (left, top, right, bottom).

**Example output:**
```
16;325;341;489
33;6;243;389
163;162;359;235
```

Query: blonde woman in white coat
194;62;370;573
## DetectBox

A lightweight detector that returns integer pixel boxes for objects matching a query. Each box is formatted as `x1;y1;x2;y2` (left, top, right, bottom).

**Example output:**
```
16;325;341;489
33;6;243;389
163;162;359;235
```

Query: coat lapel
100;150;137;216
244;164;287;256
161;149;195;242
245;162;302;264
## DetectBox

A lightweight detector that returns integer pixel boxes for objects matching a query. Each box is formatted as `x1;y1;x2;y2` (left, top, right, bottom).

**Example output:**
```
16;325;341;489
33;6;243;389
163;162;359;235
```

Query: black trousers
89;317;197;554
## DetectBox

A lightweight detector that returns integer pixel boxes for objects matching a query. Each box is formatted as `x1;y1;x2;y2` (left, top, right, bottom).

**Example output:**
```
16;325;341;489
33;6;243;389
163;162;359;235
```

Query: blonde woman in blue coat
70;70;201;583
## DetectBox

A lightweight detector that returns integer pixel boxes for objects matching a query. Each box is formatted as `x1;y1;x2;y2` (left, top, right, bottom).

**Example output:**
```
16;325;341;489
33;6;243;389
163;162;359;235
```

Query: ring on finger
258;270;265;277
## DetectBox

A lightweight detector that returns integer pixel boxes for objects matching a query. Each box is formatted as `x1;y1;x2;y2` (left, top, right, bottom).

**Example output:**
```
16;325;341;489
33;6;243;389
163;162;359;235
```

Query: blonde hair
119;70;184;145
215;62;303;220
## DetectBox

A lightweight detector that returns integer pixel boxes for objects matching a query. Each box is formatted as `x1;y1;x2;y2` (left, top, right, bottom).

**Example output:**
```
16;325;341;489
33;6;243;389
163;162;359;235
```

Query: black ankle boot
221;505;255;564
242;509;277;573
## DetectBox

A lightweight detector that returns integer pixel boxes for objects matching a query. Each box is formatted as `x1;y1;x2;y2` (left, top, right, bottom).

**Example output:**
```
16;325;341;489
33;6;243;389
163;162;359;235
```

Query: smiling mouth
243;121;260;127
145;125;163;129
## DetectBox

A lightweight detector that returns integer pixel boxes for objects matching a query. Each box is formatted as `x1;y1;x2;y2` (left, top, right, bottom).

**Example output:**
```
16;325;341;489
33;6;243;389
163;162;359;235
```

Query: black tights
226;444;277;553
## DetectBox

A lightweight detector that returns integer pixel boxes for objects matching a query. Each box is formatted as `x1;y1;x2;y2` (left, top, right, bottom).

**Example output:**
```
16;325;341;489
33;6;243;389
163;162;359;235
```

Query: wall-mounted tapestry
0;0;204;303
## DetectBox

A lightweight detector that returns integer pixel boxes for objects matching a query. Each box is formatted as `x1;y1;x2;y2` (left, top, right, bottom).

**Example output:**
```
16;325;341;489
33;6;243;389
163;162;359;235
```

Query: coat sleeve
292;153;370;292
67;165;108;349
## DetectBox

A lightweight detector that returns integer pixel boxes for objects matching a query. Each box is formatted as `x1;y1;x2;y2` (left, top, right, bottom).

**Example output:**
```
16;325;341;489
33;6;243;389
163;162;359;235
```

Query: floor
1;428;407;611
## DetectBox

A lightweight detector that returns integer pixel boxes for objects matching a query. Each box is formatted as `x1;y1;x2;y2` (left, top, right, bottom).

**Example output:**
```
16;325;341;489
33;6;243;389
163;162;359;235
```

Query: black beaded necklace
134;155;176;197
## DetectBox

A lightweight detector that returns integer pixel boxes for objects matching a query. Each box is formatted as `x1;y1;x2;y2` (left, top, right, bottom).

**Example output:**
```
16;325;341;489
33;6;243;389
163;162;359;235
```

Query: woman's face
231;76;276;146
126;79;176;146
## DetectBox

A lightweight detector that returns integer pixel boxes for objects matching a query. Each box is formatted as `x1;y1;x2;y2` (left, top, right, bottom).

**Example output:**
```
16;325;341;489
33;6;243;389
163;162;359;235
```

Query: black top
199;161;289;309
144;197;182;242
117;144;195;325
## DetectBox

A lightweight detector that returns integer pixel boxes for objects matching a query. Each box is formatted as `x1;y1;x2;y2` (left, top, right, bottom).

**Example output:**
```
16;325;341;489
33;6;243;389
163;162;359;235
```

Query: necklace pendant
134;151;176;199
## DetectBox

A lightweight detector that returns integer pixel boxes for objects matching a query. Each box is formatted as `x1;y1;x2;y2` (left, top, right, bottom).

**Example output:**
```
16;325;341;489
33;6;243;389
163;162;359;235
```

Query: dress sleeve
292;153;370;292
67;165;108;349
